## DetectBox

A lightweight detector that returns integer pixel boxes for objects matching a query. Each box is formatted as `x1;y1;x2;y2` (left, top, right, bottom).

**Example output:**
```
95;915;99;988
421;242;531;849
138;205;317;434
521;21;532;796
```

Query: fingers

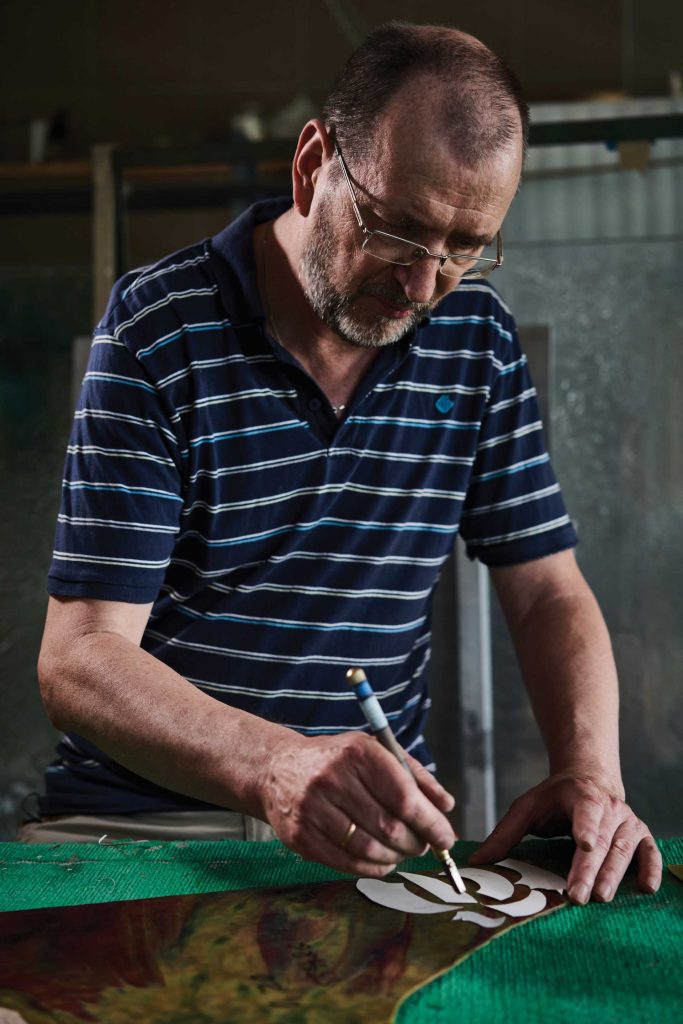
264;732;455;871
567;796;661;903
293;819;400;878
469;792;534;865
570;784;606;853
362;742;456;852
635;833;662;894
467;775;661;904
406;752;456;814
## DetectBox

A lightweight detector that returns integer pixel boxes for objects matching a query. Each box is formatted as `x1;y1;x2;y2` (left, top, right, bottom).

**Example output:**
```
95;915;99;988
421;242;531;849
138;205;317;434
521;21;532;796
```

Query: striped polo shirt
43;197;577;815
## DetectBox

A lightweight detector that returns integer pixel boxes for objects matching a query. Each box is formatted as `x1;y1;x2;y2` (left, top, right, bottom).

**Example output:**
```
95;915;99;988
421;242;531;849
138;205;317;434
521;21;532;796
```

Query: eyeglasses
334;143;503;279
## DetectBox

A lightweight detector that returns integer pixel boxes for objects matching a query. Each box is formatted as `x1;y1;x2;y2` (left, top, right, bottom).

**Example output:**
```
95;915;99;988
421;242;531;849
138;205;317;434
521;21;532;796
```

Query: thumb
469;798;532;865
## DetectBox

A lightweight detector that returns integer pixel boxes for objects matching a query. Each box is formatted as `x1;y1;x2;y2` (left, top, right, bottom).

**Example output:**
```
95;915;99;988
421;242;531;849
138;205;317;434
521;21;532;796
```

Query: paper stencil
358;859;567;925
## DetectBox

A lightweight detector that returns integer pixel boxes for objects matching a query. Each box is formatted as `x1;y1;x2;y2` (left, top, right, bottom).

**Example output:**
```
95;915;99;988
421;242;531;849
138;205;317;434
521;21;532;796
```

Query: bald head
322;21;528;169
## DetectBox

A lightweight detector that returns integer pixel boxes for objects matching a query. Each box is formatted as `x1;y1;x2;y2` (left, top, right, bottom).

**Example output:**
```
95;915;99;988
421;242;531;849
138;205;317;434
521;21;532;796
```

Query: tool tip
438;850;467;894
346;667;367;685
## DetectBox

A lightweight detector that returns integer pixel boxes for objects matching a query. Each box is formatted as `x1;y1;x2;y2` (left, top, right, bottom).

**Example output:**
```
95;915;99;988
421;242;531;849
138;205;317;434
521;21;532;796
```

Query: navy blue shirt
43;198;577;815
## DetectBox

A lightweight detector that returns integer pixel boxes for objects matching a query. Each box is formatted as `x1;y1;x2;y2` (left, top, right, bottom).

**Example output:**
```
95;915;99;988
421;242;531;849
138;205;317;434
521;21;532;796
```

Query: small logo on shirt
435;394;455;414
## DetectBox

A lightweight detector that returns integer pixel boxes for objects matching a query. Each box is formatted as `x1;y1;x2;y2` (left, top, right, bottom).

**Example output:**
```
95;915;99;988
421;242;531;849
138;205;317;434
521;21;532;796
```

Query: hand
258;731;456;876
469;773;662;903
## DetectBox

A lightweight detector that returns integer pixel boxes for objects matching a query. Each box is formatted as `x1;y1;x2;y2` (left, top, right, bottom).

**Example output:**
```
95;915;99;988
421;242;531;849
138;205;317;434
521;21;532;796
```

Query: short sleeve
458;327;578;566
47;325;185;603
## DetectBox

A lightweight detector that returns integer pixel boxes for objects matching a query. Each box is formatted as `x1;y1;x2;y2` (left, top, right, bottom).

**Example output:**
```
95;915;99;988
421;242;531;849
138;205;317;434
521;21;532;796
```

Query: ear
292;119;335;217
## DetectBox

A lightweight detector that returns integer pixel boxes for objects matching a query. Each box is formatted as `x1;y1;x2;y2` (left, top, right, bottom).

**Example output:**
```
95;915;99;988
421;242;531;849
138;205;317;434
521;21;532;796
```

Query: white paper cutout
357;879;456;914
454;867;515;900
486;889;547;917
452;911;507;929
495;858;566;893
358;860;560;923
398;871;477;904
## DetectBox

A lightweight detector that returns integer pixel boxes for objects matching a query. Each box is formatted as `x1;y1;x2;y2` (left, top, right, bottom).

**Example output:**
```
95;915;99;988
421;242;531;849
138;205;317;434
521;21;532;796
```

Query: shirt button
308;398;322;411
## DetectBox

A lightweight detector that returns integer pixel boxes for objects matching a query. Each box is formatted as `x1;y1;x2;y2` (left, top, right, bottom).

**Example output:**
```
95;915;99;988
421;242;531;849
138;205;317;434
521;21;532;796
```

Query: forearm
507;581;623;794
39;628;296;818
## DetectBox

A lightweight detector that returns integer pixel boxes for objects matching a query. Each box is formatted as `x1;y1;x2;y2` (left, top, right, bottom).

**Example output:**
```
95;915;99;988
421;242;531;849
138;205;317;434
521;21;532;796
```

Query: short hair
322;21;530;166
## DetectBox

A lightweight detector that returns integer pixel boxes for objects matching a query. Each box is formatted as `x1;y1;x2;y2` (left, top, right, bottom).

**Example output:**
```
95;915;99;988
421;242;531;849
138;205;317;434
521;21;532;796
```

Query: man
33;23;661;904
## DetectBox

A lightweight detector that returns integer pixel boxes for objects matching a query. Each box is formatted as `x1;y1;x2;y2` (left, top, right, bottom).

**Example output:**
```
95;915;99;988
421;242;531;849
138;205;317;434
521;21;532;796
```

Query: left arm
470;549;662;902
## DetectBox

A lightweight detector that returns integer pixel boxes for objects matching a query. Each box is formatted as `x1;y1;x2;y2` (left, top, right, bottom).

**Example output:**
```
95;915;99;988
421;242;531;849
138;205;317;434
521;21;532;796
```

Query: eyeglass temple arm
334;144;365;230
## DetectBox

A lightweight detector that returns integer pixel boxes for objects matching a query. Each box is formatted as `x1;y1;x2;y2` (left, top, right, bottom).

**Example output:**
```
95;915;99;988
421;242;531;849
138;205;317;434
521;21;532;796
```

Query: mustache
356;285;434;314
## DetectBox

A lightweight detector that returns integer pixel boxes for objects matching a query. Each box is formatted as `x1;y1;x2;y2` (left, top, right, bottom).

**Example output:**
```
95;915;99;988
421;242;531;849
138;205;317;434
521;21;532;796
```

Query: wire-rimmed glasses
334;143;503;279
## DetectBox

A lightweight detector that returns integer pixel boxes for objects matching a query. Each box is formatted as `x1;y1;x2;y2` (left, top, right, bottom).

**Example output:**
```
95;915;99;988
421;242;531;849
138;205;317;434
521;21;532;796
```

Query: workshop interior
1;3;681;844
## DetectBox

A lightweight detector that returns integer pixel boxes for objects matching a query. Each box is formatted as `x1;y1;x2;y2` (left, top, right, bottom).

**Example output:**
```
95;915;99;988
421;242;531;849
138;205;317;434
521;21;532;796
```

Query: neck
256;212;379;410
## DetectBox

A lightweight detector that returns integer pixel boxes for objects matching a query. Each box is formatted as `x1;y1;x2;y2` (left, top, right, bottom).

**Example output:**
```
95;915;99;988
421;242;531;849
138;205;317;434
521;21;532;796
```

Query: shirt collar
210;196;292;325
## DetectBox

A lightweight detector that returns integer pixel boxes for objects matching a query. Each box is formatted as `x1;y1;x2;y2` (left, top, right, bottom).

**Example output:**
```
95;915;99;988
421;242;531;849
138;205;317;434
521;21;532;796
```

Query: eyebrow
368;200;494;249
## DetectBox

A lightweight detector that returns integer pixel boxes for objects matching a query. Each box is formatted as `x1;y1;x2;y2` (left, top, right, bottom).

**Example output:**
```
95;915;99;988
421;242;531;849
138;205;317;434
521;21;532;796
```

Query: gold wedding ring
341;820;357;850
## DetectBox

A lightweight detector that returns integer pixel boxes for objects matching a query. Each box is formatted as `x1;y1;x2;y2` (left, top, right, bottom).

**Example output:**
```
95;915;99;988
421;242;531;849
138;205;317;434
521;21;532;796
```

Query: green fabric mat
1;837;681;1023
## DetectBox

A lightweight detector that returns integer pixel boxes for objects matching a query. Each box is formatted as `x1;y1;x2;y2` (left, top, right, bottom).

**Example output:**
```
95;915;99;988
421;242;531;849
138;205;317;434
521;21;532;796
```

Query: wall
1;0;683;161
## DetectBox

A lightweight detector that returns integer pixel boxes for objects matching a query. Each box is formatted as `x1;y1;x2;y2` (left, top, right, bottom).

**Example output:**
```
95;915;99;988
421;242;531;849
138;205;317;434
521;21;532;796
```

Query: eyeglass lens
361;233;498;278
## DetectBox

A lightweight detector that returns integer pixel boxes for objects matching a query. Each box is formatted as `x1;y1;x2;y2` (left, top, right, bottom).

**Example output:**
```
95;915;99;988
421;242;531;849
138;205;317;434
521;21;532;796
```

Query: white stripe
53;550;170;568
169;549;447;579
181;481;465;516
462;483;561;517
66;444;176;467
331;447;473;466
469;515;571;547
185;670;423;701
350;414;479;427
58;514;178;534
124;252;211;295
477;422;542;450
488;387;536;414
114;287;219;338
91;335;125;347
456;282;513;315
143;628;429;667
427;314;513;341
74;409;178;447
156;352;276;389
412;346;496;362
206;580;432;601
374;381;489;396
270;550;448;568
173;386;297;417
188;450;324;483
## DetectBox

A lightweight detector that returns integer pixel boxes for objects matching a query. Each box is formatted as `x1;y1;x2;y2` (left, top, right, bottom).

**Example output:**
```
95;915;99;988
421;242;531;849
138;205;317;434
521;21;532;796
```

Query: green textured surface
1;837;681;1023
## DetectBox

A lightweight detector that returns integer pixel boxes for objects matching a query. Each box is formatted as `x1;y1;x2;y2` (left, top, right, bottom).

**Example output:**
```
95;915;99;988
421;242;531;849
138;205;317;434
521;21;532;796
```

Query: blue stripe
474;454;550;482
176;604;424;634
139;320;233;359
186;421;306;449
85;374;156;394
63;482;183;502
183;518;458;548
348;417;478;430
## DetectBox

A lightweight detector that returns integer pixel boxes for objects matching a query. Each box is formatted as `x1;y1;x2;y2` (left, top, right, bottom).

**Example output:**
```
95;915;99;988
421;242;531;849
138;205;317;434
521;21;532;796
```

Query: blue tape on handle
352;680;373;700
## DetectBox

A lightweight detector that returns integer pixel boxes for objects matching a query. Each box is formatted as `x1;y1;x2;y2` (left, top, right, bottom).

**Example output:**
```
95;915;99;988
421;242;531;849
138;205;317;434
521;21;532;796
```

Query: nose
393;256;456;304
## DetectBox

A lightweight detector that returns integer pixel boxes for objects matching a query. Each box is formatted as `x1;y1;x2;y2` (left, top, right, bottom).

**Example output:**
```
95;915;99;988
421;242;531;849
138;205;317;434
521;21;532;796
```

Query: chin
333;310;418;349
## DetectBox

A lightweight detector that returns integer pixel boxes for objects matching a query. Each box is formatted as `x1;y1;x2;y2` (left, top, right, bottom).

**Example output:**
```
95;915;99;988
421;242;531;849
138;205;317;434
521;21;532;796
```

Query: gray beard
300;211;433;349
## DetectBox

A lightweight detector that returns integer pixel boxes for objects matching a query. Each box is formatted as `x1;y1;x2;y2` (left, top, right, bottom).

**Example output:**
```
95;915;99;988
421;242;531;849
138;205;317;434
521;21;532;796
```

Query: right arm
38;594;456;873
